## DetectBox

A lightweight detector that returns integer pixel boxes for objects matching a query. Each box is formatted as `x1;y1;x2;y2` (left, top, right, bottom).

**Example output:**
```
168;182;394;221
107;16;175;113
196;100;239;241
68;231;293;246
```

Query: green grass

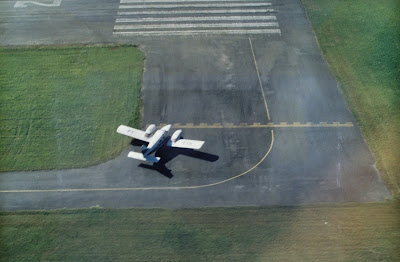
302;0;400;195
0;203;399;261
0;46;145;171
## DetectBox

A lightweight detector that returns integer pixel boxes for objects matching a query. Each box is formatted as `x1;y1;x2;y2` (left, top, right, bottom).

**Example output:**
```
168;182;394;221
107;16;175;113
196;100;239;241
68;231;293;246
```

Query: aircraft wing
128;151;160;163
116;125;151;142
168;139;205;150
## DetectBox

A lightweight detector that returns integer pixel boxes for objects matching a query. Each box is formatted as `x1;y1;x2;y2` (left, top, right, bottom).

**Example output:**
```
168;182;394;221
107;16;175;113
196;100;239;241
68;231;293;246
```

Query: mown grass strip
0;203;398;261
0;46;145;171
302;0;400;195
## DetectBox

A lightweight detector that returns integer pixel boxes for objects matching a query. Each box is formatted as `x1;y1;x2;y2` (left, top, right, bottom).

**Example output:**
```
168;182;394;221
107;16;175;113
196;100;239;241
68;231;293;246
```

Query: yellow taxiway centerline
158;122;354;129
249;37;271;121
0;131;274;193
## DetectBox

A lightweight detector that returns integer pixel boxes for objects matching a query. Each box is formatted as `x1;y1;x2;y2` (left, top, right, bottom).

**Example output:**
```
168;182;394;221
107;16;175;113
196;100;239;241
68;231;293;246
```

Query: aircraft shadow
131;138;219;179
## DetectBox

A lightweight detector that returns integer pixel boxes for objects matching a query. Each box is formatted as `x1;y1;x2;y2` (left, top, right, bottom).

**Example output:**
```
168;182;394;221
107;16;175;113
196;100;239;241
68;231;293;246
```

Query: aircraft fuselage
143;124;171;156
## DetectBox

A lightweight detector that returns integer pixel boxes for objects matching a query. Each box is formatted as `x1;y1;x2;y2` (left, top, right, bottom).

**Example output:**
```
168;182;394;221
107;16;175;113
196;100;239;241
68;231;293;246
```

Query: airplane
116;124;205;163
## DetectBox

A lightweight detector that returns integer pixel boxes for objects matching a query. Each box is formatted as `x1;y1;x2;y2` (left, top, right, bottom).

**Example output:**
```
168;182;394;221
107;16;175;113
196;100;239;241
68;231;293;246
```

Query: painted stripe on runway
117;9;275;15
113;29;281;36
114;22;279;30
155;122;355;128
121;0;269;3
119;3;272;9
116;16;277;23
113;0;280;36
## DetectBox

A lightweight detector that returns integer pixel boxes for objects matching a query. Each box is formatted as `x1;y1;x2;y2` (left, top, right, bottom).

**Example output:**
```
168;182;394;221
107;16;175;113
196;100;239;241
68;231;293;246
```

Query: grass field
302;0;400;195
0;203;398;261
0;46;145;171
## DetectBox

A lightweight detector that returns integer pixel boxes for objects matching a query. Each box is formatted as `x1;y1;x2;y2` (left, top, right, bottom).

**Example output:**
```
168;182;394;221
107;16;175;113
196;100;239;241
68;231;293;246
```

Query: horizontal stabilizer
127;151;160;163
168;139;205;150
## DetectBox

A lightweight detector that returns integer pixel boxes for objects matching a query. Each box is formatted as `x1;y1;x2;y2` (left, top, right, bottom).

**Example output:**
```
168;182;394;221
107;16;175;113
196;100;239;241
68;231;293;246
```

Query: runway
0;0;391;210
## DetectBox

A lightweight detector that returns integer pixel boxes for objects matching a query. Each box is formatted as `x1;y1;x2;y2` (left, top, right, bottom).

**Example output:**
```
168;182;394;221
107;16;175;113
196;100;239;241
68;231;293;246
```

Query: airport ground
0;0;399;260
0;0;392;210
303;0;400;197
0;46;144;171
1;203;399;261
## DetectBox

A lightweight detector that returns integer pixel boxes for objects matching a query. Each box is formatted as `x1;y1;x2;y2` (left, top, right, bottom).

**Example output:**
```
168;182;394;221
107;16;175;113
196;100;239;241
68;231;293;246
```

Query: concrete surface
0;0;391;210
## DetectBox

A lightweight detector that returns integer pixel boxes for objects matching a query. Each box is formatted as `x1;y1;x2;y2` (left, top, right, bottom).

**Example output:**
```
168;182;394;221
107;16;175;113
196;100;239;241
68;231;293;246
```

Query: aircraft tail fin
128;151;160;163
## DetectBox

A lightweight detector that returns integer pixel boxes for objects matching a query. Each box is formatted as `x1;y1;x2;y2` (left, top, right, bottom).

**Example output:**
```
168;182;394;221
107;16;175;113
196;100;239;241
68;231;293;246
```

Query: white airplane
117;124;205;163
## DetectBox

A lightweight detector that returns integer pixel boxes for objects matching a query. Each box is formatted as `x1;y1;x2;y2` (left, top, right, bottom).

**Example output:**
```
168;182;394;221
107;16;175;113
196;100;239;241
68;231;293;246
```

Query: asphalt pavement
0;0;391;210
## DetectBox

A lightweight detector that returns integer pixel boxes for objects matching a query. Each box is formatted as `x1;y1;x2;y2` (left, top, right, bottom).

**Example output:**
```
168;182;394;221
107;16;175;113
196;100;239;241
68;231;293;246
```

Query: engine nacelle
144;124;156;137
171;130;183;142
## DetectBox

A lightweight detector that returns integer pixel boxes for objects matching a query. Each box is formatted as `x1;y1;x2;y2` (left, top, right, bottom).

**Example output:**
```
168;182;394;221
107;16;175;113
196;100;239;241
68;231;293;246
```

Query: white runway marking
113;29;281;36
121;0;268;3
116;16;277;23
114;22;279;30
113;0;280;37
119;3;272;9
117;9;275;15
14;0;62;8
